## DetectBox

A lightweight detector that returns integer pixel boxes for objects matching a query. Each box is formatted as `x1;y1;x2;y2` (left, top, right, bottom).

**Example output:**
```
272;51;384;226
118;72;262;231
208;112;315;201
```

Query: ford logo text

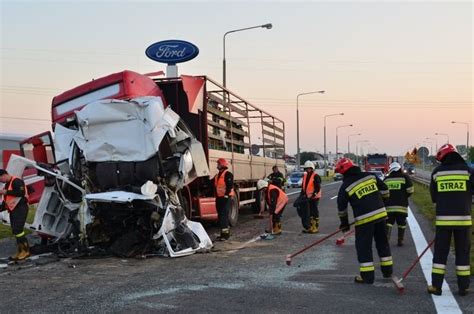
145;40;199;64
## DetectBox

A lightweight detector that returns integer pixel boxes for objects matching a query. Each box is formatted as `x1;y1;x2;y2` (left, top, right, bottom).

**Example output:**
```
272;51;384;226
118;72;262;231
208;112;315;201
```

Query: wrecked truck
1;70;285;257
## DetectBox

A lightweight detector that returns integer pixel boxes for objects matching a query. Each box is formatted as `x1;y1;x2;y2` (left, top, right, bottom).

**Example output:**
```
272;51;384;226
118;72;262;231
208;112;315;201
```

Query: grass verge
0;206;36;240
410;181;474;273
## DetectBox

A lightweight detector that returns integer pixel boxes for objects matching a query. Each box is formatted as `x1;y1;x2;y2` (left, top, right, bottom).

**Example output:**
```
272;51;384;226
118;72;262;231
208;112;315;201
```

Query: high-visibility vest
214;170;235;197
302;171;321;199
4;176;29;212
266;184;288;214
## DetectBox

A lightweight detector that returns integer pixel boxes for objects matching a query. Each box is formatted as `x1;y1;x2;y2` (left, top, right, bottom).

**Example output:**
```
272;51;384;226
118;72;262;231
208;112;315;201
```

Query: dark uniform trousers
386;212;407;239
432;227;471;291
297;198;319;229
10;201;29;245
355;220;393;283
216;197;231;229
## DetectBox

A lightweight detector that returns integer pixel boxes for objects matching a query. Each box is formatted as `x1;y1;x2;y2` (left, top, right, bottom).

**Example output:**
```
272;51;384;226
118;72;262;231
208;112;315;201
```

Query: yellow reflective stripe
348;179;377;196
406;186;414;193
381;260;393;266
338;211;348;217
386;206;408;214
360;266;375;272
456;270;471;276
435;175;469;182
15;231;25;238
355;211;387;226
398;225;407;229
432;268;446;275
436;220;472;226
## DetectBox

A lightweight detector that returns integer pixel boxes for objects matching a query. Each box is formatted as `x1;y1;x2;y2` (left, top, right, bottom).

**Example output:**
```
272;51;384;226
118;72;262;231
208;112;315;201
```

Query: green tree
300;151;317;164
468;146;474;163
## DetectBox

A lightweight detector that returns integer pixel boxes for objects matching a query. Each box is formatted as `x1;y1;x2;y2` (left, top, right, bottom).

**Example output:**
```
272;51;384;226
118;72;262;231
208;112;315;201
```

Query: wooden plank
207;93;248;118
208;133;250;148
207;120;248;137
207;106;248;127
261;121;284;133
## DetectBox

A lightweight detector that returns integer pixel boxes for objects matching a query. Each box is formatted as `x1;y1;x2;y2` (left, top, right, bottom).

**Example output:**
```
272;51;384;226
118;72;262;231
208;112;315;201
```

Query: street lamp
426;137;438;152
223;23;272;87
435;132;449;144
324;113;344;174
348;133;361;155
451;121;470;155
335;124;353;159
296;90;325;169
356;140;370;165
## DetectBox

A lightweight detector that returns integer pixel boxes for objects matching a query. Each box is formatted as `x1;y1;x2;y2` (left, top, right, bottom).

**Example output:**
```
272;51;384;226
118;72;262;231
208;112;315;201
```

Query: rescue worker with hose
383;162;414;246
257;179;288;235
214;158;234;241
428;144;473;296
335;158;393;284
0;169;30;261
297;161;322;233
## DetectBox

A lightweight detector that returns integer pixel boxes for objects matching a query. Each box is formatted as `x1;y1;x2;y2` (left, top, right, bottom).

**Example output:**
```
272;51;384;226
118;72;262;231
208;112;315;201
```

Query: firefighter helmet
388;162;401;174
217;158;229;168
257;179;269;190
436;144;457;161
335;158;355;174
303;161;315;170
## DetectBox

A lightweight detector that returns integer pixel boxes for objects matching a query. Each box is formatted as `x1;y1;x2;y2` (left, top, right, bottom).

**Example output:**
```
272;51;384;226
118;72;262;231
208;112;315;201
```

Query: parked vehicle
288;171;304;188
333;173;343;181
364;153;392;174
368;170;385;181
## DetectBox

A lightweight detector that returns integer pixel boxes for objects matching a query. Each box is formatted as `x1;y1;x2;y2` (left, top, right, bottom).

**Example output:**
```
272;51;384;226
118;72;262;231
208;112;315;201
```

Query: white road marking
227;235;262;254
407;207;462;314
330;196;338;200
286;191;300;196
285;181;342;197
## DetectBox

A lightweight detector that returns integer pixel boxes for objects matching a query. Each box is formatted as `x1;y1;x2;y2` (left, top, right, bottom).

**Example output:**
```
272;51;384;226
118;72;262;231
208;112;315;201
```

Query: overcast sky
1;0;472;156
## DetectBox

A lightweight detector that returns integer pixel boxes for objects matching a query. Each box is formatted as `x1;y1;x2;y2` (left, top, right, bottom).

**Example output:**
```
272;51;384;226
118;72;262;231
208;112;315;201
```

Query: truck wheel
228;194;239;227
253;189;266;214
178;190;191;218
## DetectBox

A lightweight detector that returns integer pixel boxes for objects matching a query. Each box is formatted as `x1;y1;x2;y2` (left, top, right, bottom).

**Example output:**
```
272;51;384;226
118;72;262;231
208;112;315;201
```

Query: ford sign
145;40;199;64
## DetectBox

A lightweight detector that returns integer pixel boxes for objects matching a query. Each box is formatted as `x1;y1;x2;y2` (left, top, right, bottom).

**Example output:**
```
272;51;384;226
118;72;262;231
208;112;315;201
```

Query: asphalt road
0;182;472;313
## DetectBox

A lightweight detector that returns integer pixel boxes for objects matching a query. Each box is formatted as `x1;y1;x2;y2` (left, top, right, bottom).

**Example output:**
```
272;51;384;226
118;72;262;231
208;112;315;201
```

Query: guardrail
411;174;474;204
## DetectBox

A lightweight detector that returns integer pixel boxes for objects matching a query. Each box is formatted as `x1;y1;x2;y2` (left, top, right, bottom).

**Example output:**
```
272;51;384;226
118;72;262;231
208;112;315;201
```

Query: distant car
368;170;384;181
287;171;304;188
403;167;415;175
334;173;343;181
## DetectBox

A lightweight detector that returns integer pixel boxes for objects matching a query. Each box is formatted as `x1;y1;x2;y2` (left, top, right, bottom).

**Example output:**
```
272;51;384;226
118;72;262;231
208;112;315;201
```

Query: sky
0;0;472;156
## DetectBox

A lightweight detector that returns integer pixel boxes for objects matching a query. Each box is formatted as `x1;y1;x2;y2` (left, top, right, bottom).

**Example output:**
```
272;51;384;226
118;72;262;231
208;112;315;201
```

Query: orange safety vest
302;171;321;199
214;170;235;197
4;176;29;212
266;184;288;214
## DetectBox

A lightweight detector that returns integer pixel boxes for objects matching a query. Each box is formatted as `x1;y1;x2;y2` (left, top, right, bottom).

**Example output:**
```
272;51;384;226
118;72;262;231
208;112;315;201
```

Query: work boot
427;285;442;296
216;228;230;241
9;242;22;261
16;242;31;261
272;222;282;235
310;217;319;234
386;224;392;241
397;228;405;247
354;276;372;284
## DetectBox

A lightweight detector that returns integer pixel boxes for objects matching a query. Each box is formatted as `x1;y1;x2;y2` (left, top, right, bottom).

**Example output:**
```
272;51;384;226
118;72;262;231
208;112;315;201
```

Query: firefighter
298;161;322;233
214;158;234;241
267;165;286;189
257;179;288;235
383;162;414;246
335;158;392;284
0;169;30;261
428;144;473;296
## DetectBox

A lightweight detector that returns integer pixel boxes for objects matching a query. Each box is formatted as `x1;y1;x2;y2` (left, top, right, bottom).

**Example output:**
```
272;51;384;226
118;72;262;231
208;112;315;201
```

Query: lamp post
356;140;370;165
296;90;325;169
435;132;449;144
335;124;353;159
348;133;361;155
426;137;438;152
223;23;272;88
451;121;470;156
324;113;344;175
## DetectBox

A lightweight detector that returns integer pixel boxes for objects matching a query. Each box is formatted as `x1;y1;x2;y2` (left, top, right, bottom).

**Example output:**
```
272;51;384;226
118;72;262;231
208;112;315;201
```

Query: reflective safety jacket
3;176;29;212
266;184;288;214
267;171;285;188
214;169;235;198
430;161;473;228
302;171;322;199
337;169;390;227
383;171;414;215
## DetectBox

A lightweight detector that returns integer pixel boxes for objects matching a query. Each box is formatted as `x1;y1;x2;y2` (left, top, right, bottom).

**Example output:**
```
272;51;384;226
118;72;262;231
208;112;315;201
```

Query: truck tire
228;194;239;227
178;189;191;218
253;189;266;214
